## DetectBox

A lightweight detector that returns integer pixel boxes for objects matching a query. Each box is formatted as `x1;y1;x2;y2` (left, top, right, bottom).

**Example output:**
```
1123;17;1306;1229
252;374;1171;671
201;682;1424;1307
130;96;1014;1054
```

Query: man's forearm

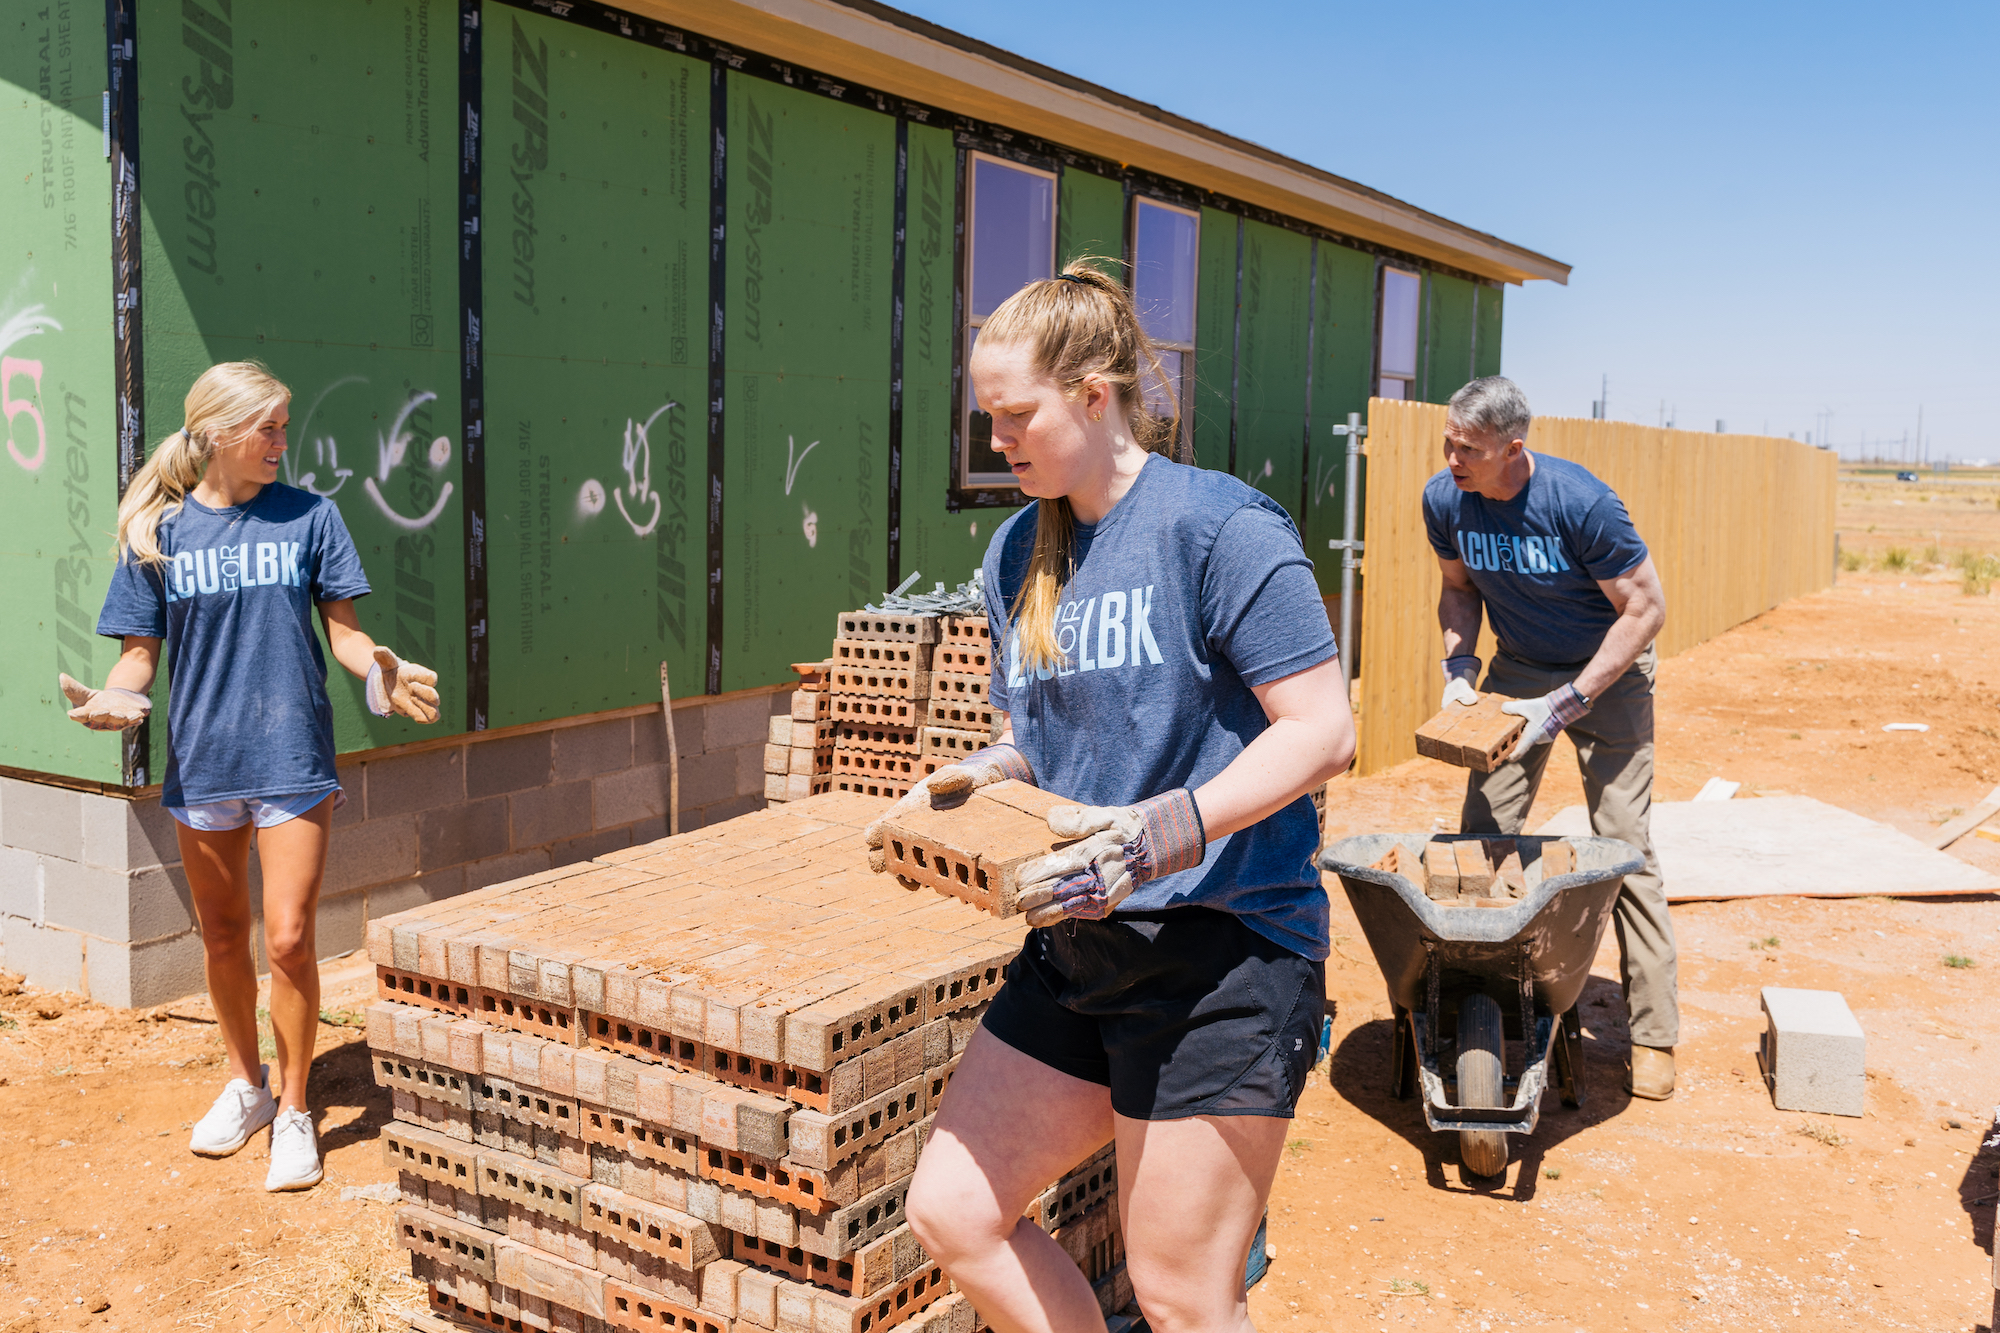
1572;607;1662;701
1438;586;1484;660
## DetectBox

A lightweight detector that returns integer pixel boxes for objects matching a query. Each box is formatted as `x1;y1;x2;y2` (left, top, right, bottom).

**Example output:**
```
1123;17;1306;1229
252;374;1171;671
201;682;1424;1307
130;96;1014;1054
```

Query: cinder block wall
0;685;789;1007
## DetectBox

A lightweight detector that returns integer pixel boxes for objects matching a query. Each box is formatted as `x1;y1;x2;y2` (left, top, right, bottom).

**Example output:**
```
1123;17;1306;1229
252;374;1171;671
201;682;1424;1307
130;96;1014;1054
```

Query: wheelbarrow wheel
1456;992;1509;1178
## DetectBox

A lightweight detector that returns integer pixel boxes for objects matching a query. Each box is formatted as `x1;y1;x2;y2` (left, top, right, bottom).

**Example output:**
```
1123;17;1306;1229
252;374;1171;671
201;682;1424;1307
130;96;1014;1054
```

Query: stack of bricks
1371;835;1575;907
918;617;997;781
766;664;835;804
819;612;997;803
369;790;1133;1332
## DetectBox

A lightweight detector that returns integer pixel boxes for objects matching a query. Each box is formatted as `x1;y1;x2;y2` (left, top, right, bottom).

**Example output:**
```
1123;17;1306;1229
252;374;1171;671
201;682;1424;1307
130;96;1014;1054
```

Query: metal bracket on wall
1330;416;1368;689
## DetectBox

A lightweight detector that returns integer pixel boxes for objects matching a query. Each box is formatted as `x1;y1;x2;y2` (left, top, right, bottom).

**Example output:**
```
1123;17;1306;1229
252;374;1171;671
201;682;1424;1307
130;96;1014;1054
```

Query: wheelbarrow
1319;834;1643;1176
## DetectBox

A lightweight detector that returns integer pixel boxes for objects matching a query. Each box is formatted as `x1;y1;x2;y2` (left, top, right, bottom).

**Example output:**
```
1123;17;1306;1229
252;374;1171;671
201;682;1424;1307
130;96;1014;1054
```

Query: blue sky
893;0;1998;460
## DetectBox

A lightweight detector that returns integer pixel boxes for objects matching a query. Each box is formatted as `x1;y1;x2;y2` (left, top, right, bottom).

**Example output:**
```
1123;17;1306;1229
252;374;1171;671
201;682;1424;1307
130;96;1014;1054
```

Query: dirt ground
3;481;1998;1332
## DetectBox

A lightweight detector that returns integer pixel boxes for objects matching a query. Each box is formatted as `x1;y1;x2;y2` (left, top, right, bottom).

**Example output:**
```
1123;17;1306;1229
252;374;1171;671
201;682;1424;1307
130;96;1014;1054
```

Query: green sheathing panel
482;11;706;725
1190;207;1237;473
1232;220;1310;517
0;1;117;781
1420;271;1476;404
723;77;894;692
137;0;464;761
1473;283;1504;379
900;121;1006;591
1302;243;1376;597
1057;168;1122;273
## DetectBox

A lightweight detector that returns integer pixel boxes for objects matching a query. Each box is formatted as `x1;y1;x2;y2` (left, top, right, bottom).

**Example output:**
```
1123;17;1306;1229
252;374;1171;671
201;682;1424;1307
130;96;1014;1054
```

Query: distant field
1837;471;2000;586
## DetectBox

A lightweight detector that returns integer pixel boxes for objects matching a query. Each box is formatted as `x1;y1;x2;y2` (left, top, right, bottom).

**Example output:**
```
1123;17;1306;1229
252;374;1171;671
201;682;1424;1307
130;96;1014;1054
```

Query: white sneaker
265;1108;323;1192
189;1066;277;1157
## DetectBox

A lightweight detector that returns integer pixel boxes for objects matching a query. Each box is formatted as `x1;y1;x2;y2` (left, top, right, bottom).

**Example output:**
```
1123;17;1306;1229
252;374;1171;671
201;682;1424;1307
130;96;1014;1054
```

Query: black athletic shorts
980;906;1326;1121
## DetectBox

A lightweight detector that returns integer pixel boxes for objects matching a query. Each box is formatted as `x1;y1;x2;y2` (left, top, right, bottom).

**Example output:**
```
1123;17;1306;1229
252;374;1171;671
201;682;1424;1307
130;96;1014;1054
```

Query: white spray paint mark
1312;451;1339;507
611;402;674;538
429;436;452;468
363;476;455;530
578;479;606;517
289;375;365;497
0;299;62;472
969;521;979;538
293;377;456;529
783;435;820;496
1261;457;1274;479
362;391;454;529
802;504;818;548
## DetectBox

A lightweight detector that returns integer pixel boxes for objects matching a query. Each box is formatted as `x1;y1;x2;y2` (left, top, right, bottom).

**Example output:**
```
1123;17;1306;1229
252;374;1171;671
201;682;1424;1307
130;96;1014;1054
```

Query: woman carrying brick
877;265;1355;1333
63;360;441;1191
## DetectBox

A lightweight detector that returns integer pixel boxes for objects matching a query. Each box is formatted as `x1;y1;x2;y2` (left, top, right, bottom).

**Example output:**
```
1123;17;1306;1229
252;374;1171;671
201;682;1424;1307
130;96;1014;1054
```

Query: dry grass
1793;1118;1849;1148
177;1225;421;1331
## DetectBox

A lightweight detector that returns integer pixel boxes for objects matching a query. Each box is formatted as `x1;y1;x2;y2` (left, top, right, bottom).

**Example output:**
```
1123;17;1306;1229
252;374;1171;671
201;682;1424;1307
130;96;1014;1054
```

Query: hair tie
1054;273;1092;287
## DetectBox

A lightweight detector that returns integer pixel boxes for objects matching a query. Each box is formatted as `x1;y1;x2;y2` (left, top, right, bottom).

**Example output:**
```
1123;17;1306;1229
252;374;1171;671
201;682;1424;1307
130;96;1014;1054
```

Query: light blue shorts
166;788;344;832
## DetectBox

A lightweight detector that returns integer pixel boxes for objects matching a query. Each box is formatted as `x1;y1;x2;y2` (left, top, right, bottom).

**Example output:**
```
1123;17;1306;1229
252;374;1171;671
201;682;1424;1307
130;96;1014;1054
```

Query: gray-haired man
1422;376;1679;1101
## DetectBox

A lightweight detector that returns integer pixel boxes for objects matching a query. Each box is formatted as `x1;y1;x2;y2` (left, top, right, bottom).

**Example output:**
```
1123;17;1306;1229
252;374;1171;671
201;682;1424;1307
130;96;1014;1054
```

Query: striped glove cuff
1548;682;1592;731
1126;788;1207;881
965;742;1035;787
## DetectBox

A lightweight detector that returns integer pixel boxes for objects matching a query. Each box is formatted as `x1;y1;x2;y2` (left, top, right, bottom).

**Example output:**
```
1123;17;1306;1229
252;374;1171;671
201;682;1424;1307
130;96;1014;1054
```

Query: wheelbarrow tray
1320;834;1643;1136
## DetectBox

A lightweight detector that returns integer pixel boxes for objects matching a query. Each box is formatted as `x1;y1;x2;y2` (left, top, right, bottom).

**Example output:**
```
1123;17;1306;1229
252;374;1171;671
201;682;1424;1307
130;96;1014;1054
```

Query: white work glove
1013;790;1207;928
1502;682;1591;762
59;673;152;732
365;646;442;724
1441;655;1481;709
864;743;1037;856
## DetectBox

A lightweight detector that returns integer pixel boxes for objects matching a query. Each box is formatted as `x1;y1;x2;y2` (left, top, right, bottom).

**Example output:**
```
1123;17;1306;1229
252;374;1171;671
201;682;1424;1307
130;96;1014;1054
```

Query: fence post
1328;412;1368;693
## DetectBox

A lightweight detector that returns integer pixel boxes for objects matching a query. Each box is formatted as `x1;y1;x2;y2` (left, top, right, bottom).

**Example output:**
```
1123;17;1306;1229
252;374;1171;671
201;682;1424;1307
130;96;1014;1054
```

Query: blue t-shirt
96;484;371;807
983;454;1339;959
1422;454;1649;669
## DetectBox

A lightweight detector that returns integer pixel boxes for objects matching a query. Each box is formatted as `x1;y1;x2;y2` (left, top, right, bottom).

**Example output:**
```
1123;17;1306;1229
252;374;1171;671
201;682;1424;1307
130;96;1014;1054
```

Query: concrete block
365;867;469;920
41;856;195;940
466;732;554;799
80;793;181;872
325;814;420;894
0;846;42;920
331;767;367;828
553;827;631;867
79;929;208;1008
593;764;672;828
362;746;466;818
1760;987;1865;1117
735;742;767;798
673;751;736;809
707;694;780;751
637;702;702;764
697;793;764;828
465;848;554;894
417;798;510;870
316;889;368;959
0;917;84;993
0;777;83;860
510;781;593;850
552;717;633;782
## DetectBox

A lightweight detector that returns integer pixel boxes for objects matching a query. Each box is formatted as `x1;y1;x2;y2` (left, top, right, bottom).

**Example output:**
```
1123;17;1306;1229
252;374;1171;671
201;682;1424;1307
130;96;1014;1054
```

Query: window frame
955;149;1060;498
1129;193;1200;463
1376;264;1422;401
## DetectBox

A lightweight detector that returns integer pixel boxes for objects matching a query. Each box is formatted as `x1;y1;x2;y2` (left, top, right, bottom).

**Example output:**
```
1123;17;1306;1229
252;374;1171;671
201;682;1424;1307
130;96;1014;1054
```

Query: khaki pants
1459;647;1680;1049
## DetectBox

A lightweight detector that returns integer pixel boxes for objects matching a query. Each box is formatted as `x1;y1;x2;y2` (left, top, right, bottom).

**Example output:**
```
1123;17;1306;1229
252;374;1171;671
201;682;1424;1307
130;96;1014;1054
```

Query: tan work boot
1627;1045;1675;1100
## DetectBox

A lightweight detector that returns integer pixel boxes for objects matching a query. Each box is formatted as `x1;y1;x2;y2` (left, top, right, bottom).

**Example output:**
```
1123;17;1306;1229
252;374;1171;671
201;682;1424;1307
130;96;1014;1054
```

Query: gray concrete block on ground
509;781;592;850
80;793;181;872
674;750;738;810
552;717;633;782
82;930;209;1008
331;769;367;828
40;858;197;943
323;814;419;895
361;746;465;818
417;798;510;870
315;890;368;960
0;846;41;920
465;731;553;799
733;742;769;798
1760;986;1865;1118
0;917;85;993
0;777;83;860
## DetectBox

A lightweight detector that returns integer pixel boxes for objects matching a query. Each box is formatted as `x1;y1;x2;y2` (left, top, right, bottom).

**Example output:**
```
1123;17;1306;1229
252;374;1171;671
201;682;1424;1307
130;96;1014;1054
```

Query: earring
1091;412;1102;422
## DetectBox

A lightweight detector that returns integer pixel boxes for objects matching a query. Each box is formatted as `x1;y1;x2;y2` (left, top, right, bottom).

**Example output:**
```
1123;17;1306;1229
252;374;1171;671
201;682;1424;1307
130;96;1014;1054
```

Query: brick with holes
877;780;1069;917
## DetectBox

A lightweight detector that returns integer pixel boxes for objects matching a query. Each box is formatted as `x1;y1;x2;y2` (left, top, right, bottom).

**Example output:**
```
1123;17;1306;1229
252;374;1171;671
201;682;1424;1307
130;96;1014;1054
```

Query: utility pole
1916;405;1924;464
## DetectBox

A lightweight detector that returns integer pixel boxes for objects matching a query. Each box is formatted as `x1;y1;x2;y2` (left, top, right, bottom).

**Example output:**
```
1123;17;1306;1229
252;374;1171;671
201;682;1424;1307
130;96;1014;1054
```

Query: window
1378;268;1421;400
961;153;1056;490
1132;197;1198;459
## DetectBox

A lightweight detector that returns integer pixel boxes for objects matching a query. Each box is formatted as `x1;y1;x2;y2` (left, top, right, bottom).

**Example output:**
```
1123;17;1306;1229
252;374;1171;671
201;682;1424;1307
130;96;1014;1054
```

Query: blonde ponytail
116;361;290;566
981;259;1179;669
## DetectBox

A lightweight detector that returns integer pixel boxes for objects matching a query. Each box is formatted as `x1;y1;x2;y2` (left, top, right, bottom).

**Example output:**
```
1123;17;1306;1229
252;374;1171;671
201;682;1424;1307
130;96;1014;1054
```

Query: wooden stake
660;662;680;836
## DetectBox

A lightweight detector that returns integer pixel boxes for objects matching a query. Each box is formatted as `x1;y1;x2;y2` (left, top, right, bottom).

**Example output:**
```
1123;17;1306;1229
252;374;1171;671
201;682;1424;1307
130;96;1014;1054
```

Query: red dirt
2;567;1997;1332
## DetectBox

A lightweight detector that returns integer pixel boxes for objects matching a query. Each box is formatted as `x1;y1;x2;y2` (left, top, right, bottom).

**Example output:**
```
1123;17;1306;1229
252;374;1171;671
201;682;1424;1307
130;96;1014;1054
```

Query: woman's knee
905;1160;1010;1261
264;919;317;974
198;911;254;958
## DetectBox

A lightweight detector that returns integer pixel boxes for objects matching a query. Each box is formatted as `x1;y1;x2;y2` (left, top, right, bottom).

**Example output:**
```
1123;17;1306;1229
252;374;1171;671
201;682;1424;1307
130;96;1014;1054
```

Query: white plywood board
1533;796;2000;902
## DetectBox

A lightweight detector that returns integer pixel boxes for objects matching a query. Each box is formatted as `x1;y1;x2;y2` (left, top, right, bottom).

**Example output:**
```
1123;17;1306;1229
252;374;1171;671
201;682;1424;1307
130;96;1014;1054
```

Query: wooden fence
1354;399;1838;776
